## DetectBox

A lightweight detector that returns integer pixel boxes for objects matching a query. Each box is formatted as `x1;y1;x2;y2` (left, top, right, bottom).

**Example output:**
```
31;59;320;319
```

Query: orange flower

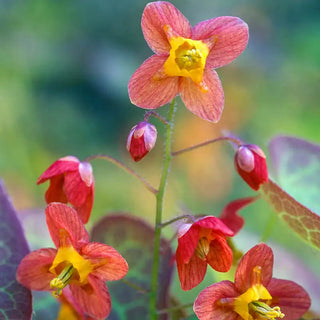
128;1;248;122
37;156;94;223
17;203;128;319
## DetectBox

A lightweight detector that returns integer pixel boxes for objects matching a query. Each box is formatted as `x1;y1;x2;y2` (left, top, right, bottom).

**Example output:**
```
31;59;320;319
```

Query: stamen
195;237;210;260
50;263;74;297
249;301;285;319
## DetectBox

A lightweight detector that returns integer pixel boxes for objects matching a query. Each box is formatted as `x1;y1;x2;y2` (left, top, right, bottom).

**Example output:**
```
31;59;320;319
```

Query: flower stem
121;278;149;294
84;154;158;194
159;214;195;228
157;302;193;315
171;136;242;157
150;98;176;320
144;111;169;124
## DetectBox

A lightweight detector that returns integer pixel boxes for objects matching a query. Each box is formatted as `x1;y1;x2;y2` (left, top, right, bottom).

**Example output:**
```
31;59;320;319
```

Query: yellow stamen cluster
195;237;210;260
249;301;284;319
50;264;74;297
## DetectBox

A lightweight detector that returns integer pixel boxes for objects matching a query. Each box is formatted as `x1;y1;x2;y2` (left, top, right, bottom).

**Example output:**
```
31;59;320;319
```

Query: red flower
194;243;311;320
16;203;128;319
126;121;157;161
37;156;94;223
128;1;249;122
235;144;268;191
176;216;234;291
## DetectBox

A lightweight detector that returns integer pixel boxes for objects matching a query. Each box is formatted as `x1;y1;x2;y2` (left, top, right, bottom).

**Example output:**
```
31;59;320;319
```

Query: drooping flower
37;156;94;223
235;144;268;191
17;203;128;319
128;1;249;122
176;216;234;291
126;121;157;161
193;243;311;320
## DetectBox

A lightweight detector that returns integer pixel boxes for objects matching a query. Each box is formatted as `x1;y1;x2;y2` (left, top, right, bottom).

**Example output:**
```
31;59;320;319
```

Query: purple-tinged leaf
0;179;32;319
269;136;320;213
91;213;174;320
261;179;320;250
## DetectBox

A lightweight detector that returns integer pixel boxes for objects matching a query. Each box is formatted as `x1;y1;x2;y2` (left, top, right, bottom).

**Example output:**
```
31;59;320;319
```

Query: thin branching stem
144;110;169;124
159;214;195;228
84;154;158;194
157;302;194;315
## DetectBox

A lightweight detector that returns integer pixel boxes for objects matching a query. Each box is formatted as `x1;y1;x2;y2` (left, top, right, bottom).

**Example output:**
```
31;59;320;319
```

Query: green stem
144;111;169;124
157;302;193;315
159;214;195;228
171;136;242;157
84;154;158;194
121;278;149;294
150;98;176;320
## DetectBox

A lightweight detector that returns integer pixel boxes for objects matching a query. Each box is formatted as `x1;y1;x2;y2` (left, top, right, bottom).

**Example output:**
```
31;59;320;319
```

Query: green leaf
0;179;32;319
269;136;320;213
91;214;174;320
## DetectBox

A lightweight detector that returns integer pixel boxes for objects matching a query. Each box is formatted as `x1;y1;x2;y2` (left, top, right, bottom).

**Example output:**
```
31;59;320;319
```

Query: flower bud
234;144;268;190
126;121;157;161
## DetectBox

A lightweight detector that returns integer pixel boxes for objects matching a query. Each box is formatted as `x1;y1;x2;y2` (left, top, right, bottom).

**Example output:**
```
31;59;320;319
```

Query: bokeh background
1;0;320;318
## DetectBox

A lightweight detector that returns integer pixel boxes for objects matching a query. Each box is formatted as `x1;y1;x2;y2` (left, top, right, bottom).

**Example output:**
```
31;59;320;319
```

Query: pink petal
196;216;234;237
177;224;200;264
45;203;89;250
70;275;111;319
128;55;179;109
235;243;273;292
176;249;207;291
192;16;249;69
219;197;257;235
141;1;192;55
206;235;233;272
37;156;79;184
267;278;311;319
16;248;57;291
193;280;239;320
180;69;224;122
44;175;68;204
60;286;86;319
81;242;128;281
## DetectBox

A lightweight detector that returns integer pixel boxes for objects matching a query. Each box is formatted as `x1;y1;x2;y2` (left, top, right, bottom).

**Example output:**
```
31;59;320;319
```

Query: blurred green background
1;0;320;317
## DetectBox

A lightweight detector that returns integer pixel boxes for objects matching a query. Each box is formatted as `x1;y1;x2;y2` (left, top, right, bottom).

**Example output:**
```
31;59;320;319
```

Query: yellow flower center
49;230;94;297
163;25;210;86
195;237;210;260
233;266;285;320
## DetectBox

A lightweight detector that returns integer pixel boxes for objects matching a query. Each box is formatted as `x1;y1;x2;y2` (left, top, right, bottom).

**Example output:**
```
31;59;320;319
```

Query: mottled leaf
269;136;320;213
91;214;174;320
261;179;320;250
0;179;32;319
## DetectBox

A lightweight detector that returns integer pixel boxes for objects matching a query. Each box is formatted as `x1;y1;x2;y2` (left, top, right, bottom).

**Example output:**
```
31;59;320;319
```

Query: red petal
70;275;111;319
45;203;89;250
219;197;257;235
268;278;311;319
16;248;56;290
176;249;207;291
128;55;179;109
44;175;68;204
196;216;234;237
177;224;200;264
180;69;224;122
37;156;79;184
81;242;128;281
193;280;239;320
206;235;233;272
235;243;273;292
192;16;249;69
141;1;192;55
73;187;94;224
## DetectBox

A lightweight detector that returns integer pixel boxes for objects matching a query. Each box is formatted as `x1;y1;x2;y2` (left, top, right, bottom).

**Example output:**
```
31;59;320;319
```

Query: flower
235;144;268;191
193;243;311;320
176;216;234;291
126;121;157;161
128;1;249;122
37;156;94;223
16;203;128;319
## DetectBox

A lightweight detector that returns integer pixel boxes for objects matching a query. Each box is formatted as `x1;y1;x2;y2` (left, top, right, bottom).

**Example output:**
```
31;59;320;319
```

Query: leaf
269;136;320;213
261;179;320;250
91;214;174;320
0;179;32;320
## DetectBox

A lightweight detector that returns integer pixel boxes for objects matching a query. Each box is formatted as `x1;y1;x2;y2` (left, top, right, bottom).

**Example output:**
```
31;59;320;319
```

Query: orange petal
180;69;224;122
81;242;128;281
141;1;191;55
128;55;179;109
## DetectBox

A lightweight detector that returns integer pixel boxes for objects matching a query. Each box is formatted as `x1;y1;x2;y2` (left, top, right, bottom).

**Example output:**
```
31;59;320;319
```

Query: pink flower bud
234;144;268;190
126;121;157;161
